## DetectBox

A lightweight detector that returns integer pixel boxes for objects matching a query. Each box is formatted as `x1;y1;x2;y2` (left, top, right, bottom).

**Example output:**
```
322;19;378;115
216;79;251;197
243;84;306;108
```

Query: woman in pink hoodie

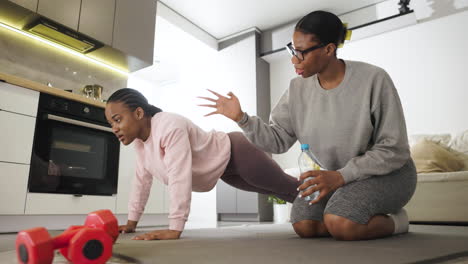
104;88;299;240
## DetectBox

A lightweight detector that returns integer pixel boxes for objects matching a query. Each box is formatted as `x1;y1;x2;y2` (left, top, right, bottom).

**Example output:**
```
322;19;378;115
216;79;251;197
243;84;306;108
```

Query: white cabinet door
79;0;115;45
37;0;81;30
0;82;39;117
113;0;156;63
115;143;136;214
0;162;29;214
217;181;259;214
116;143;165;214
216;180;237;213
25;193;116;214
145;180;165;214
8;0;38;11
0;111;36;164
236;190;259;213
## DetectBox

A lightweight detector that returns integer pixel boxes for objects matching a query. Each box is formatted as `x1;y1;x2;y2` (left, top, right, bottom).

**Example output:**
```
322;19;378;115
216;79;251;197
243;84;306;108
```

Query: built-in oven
28;93;119;196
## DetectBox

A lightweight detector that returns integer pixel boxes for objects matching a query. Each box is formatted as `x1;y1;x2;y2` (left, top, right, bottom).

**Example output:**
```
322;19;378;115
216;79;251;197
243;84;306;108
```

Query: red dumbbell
85;209;119;243
59;209;120;260
16;209;119;264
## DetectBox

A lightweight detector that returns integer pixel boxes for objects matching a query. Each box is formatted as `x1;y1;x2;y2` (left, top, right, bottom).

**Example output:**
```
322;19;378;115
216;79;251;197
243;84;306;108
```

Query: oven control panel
38;93;108;126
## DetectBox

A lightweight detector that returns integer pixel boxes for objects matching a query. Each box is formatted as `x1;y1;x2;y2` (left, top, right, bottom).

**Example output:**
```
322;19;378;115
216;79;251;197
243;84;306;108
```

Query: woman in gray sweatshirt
199;10;416;241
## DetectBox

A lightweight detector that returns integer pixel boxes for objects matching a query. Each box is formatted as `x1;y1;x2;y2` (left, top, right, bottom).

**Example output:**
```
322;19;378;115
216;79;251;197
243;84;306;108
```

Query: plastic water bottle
298;144;321;201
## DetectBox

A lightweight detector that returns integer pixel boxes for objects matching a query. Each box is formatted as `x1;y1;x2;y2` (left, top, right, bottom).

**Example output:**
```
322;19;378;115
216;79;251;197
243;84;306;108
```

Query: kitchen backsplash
0;25;127;100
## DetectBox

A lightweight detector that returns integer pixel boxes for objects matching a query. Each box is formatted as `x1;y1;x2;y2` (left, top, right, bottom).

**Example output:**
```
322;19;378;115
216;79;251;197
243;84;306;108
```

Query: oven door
29;113;119;196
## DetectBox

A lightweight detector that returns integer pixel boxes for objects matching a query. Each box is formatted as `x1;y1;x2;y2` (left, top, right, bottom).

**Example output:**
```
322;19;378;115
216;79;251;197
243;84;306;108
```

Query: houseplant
268;195;289;223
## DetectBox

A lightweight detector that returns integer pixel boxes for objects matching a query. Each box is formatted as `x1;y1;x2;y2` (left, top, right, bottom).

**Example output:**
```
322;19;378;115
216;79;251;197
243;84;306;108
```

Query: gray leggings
220;132;300;203
291;159;417;224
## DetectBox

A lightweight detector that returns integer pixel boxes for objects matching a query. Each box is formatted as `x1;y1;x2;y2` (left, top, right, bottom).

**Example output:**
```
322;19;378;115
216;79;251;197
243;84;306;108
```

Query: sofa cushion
417;170;468;182
411;139;464;173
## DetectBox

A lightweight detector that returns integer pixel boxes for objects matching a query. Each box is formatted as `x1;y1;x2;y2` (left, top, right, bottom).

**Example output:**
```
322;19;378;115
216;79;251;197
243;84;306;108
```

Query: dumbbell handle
51;226;84;249
52;222;110;248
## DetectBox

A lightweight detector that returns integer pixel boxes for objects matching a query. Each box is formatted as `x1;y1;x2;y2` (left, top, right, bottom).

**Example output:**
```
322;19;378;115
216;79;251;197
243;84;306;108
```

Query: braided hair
107;88;162;117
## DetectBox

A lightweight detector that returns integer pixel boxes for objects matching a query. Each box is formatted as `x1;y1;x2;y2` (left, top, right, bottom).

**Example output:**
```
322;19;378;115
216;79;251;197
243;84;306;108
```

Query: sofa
404;130;468;223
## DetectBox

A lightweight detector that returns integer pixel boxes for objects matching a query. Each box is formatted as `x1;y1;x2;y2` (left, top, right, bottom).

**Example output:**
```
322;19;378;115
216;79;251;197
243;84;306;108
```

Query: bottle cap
301;144;309;150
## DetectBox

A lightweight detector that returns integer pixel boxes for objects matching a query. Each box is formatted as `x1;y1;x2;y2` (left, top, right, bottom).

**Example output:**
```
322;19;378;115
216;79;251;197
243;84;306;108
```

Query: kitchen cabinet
112;0;156;64
146;180;166;214
0;111;36;164
216;180;237;213
8;0;38;12
0;82;38;164
116;142;166;215
236;188;259;213
0;83;36;215
0;162;29;214
37;0;81;30
25;193;117;214
0;82;39;117
78;0;115;46
217;181;259;214
24;0;156;67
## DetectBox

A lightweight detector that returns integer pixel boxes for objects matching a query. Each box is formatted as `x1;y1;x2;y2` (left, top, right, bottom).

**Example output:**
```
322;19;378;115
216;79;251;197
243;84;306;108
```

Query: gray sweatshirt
238;60;412;184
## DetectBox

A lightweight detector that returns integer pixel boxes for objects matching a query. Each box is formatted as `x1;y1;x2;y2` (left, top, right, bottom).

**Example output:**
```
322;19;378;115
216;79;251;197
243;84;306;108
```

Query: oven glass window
29;117;119;196
49;124;108;180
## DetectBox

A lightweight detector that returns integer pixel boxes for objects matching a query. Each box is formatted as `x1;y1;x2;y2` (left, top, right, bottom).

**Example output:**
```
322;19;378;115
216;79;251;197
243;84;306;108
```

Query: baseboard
218;213;259;222
0;213;169;233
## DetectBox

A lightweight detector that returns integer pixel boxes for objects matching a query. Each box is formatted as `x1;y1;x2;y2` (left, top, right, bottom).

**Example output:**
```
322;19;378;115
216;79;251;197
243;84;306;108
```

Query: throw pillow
408;134;451;147
411;139;464;173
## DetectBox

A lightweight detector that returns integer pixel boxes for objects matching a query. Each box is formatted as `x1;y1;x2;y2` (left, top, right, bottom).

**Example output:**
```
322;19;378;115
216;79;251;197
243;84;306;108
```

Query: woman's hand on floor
132;229;182;240
197;89;244;122
119;220;138;233
298;170;345;204
119;225;136;234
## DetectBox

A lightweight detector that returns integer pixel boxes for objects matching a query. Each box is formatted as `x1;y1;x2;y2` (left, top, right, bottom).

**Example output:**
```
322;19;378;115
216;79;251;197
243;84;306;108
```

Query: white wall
128;18;258;229
268;9;468;170
340;10;468;136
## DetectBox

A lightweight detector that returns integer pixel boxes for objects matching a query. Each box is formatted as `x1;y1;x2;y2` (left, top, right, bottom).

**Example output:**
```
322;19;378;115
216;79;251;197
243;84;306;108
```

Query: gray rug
1;224;468;264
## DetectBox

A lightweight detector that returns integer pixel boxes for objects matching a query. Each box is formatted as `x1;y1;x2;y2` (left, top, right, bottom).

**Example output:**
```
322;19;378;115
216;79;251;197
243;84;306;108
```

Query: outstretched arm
199;88;297;153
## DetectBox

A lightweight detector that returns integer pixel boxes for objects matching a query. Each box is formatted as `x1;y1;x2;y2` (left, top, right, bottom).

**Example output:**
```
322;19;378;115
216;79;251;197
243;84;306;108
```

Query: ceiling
160;0;387;40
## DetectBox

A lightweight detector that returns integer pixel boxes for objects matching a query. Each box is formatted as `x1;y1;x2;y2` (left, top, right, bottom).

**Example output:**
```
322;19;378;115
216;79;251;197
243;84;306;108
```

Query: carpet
1;224;468;263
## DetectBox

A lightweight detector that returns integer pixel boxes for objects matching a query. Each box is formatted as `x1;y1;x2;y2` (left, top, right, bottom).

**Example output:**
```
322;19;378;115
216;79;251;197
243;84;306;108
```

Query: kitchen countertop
0;72;106;108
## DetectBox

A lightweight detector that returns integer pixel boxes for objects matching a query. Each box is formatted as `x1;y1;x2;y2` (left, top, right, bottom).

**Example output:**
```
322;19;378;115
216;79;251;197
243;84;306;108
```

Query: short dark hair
107;88;162;117
295;11;347;48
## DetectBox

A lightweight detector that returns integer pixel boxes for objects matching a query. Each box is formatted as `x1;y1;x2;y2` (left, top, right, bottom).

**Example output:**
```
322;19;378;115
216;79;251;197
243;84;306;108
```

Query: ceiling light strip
0;22;128;76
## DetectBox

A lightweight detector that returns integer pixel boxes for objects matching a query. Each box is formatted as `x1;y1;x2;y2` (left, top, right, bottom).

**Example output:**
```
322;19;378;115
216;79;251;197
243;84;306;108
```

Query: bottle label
299;154;320;173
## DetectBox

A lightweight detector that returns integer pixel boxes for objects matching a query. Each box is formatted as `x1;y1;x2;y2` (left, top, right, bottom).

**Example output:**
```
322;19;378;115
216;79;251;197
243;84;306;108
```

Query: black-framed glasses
286;42;325;61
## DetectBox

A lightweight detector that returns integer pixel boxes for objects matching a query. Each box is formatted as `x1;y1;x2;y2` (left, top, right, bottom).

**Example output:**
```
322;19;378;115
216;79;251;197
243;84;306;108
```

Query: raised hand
198;89;244;122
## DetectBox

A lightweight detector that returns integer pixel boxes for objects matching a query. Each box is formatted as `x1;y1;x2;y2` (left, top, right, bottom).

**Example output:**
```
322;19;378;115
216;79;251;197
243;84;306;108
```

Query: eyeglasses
286;42;325;61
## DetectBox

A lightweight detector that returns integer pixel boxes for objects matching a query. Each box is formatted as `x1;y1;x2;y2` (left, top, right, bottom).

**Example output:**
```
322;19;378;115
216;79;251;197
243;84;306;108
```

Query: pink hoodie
128;112;231;231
